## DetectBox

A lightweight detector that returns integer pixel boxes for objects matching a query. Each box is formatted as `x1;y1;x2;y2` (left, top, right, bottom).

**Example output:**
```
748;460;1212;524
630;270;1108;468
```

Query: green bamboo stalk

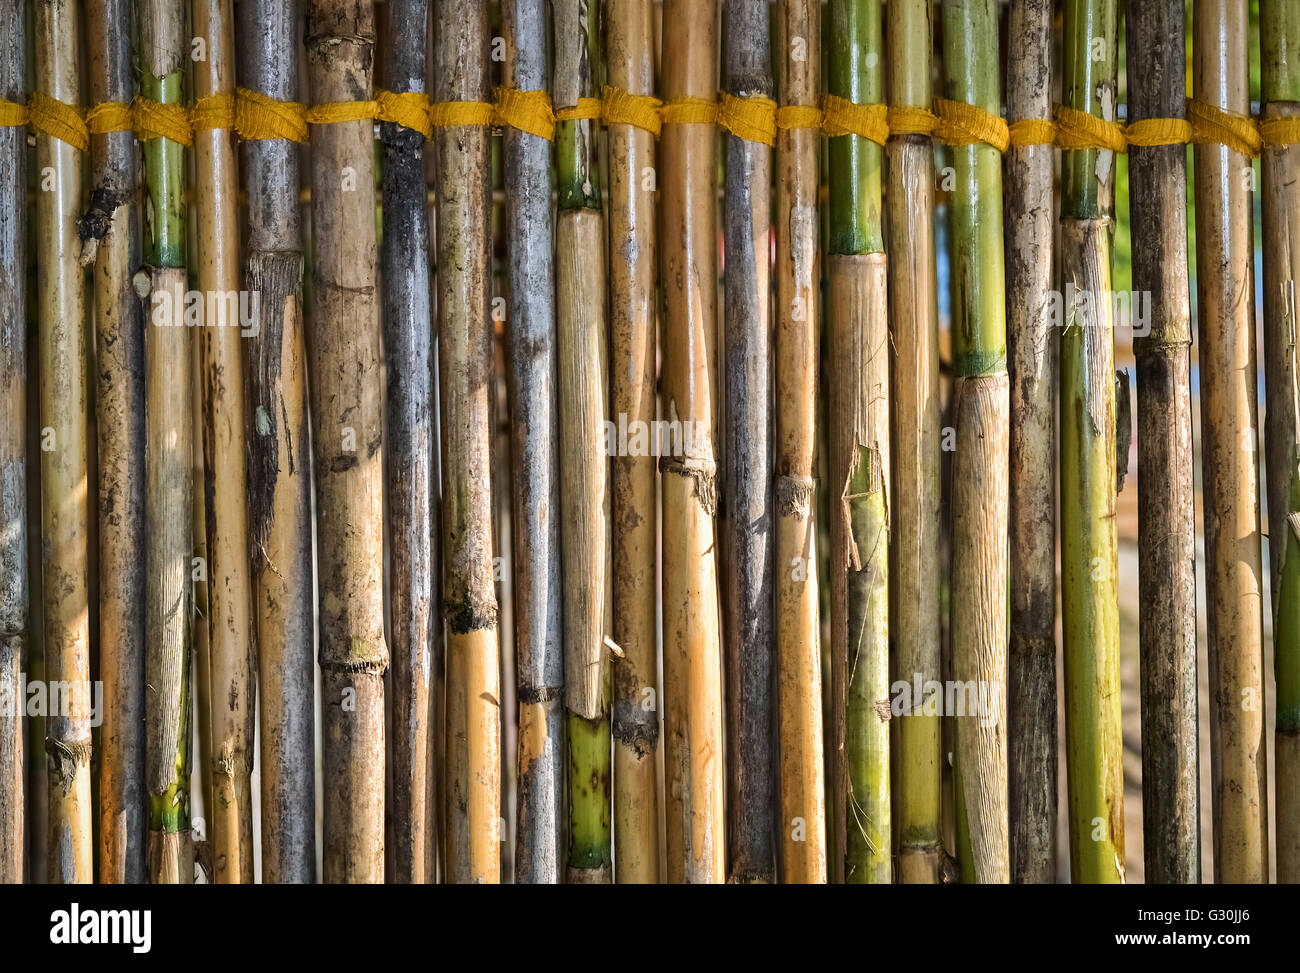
1261;0;1300;885
1060;0;1124;883
827;0;890;885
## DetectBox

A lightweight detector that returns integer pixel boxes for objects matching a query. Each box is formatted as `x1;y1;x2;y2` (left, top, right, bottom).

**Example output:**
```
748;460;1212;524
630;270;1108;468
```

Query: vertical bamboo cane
503;0;564;886
886;0;943;885
306;0;388;884
606;0;661;884
1193;0;1268;885
193;0;256;885
0;0;25;886
774;0;826;885
1128;0;1200;884
141;0;195;885
660;0;726;884
827;0;890;886
555;0;613;885
1005;0;1058;886
239;0;316;884
382;0;436;885
1060;0;1124;884
1262;0;1300;885
436;0;501;884
722;0;774;885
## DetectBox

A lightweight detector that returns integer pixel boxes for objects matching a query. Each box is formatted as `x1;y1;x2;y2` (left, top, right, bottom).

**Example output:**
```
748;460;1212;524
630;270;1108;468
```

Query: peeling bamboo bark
606;0;660;884
239;0;316;885
1262;0;1300;885
1193;0;1268;885
660;0;726;884
886;0;943;886
306;0;388;884
503;0;563;886
774;0;826;885
382;0;436;886
436;0;501;885
0;0;25;886
1005;0;1058;886
1128;0;1200;885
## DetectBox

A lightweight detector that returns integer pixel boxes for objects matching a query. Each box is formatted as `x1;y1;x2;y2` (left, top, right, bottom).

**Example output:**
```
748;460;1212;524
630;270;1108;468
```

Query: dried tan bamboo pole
0;0;25;886
606;0;661;884
1192;0;1269;884
35;0;92;885
886;0;943;885
436;0;501;885
239;0;316;885
774;0;826;885
83;0;147;885
193;0;256;885
660;0;726;884
306;0;388;884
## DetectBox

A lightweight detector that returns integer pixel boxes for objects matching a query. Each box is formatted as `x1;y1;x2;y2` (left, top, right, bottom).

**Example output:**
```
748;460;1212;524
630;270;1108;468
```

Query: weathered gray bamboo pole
82;0;146;885
721;0;775;886
238;0;316;885
382;0;436;886
1127;0;1200;885
0;0;24;887
307;0;388;884
436;0;501;884
1005;0;1057;885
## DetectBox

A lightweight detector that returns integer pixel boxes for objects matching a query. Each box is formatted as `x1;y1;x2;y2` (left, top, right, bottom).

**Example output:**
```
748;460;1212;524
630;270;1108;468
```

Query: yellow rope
1125;117;1193;147
1052;104;1125;153
191;92;235;132
1261;116;1300;148
1187;98;1263;157
85;101;133;135
933;98;1008;152
29;92;88;152
132;96;193;145
554;96;602;122
494;87;555;140
775;104;821;131
660;96;718;126
428;99;495;128
0;98;29;127
601;86;663;135
235;88;309;142
886;105;937;137
377;90;432;137
821;94;888;145
718;93;777;146
1008;119;1056;147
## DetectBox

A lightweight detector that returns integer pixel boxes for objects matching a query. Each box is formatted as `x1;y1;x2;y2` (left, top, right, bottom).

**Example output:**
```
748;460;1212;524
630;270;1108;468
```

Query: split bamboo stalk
436;0;501;884
239;0;316;884
1127;0;1200;884
1193;0;1269;885
827;0;890;886
1262;0;1300;885
555;0;613;886
35;0;93;886
606;0;661;884
193;0;256;885
382;0;436;886
0;0;25;886
774;0;826;885
660;0;726;884
886;0;943;885
83;0;147;885
306;0;388;884
1005;0;1058;886
141;0;195;885
942;0;1010;885
503;0;563;887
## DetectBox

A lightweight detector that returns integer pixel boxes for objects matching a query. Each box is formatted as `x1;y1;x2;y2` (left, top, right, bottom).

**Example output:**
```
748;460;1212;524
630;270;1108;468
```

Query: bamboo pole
774;0;826;885
238;0;315;885
1059;0;1124;884
1005;0;1058;887
555;0;613;886
942;0;1010;885
606;0;661;884
141;0;195;885
0;0;25;886
83;0;147;885
381;0;436;886
1263;0;1300;886
436;0;501;885
192;0;256;885
1128;0;1200;884
827;0;890;886
306;0;388;884
886;0;942;885
660;0;726;884
1193;0;1268;885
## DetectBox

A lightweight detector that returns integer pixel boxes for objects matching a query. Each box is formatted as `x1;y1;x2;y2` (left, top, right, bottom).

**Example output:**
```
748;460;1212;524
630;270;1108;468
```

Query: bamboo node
718;92;777;146
28;91;88;152
821;94;888;145
933;98;1009;152
493;87;556;140
1052;104;1124;154
601;85;663;135
234;87;309;142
